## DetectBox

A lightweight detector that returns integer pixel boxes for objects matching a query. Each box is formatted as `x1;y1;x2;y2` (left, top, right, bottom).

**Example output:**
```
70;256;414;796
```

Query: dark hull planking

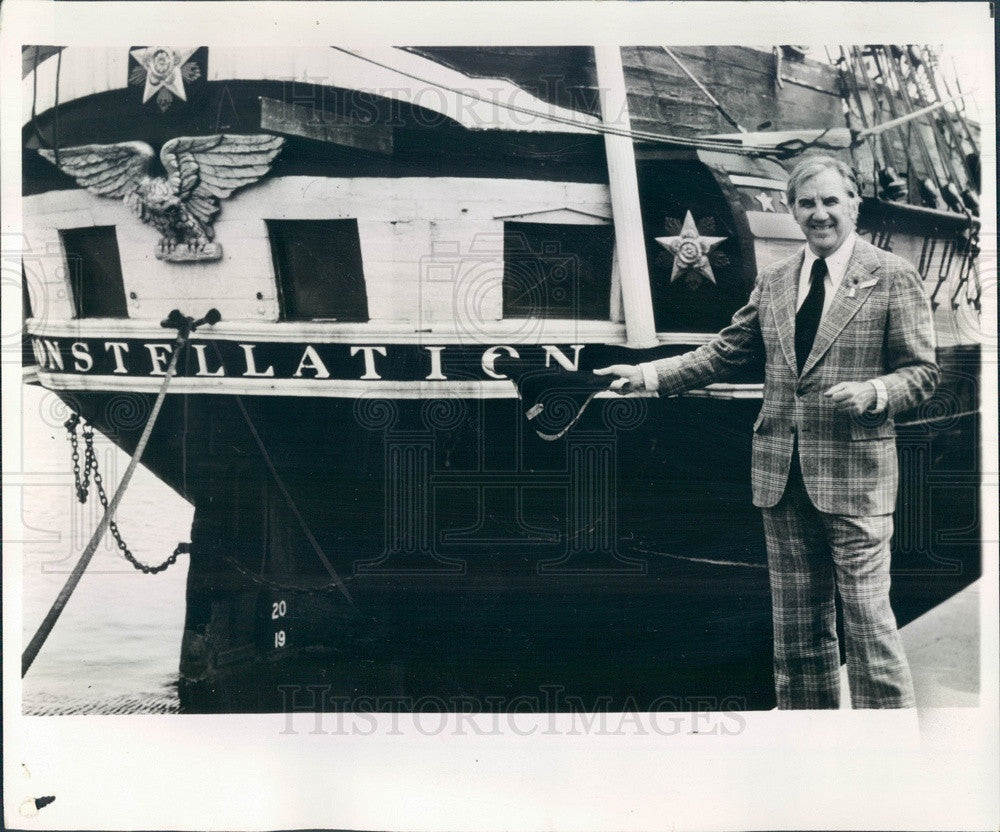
51;342;980;712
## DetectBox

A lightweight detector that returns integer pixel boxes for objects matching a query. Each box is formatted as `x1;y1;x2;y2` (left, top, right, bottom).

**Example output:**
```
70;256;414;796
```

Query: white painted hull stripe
25;320;717;347
29;370;763;400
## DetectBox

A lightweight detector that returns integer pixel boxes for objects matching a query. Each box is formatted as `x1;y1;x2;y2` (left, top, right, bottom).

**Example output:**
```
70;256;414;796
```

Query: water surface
18;384;194;715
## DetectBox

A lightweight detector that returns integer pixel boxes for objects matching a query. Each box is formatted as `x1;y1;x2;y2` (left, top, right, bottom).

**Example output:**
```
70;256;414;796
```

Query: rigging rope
919;49;976;186
22;309;218;677
528;388;604;442
872;46;946;208
660;46;746;133
229;390;358;609
329;46;776;157
204;342;358;609
24;333;186;675
30;47;45;147
850;46;904;173
52;48;62;165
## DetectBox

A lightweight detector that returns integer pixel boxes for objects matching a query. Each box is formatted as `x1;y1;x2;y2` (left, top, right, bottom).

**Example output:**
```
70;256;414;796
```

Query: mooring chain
65;413;187;574
65;415;337;584
66;413;94;502
219;551;351;597
66;415;345;584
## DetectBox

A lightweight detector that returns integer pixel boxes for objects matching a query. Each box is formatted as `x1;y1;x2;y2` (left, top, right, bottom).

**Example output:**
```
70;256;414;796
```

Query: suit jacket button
789;425;796;434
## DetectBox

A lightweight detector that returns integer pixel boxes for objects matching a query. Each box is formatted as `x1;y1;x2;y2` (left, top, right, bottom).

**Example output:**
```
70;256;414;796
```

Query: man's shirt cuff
639;362;660;393
869;379;888;412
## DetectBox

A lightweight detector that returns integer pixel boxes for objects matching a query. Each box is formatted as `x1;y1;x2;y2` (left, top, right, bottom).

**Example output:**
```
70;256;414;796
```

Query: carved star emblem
754;192;776;212
655;211;728;285
130;47;198;104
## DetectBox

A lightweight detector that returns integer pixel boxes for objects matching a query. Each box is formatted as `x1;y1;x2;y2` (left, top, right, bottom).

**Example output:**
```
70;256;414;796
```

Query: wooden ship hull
21;45;982;711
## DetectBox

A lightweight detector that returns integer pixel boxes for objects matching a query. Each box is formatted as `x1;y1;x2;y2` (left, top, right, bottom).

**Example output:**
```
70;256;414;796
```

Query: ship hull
52;343;980;712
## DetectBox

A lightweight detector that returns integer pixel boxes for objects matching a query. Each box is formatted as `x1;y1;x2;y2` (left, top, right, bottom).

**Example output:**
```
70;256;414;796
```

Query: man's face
790;168;859;258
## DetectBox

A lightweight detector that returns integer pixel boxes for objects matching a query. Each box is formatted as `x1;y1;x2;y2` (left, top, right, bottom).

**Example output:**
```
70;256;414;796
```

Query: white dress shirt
639;231;888;411
798;231;857;317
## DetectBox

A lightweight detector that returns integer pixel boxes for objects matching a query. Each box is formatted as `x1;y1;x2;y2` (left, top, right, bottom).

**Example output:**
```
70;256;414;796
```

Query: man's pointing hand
593;364;645;393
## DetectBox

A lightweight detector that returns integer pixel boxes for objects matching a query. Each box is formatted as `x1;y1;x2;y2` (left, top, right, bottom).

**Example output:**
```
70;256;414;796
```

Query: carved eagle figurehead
39;134;284;261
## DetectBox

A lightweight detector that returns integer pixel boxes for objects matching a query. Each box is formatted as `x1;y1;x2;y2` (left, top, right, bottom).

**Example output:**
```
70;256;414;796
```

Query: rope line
228;392;357;608
22;332;188;677
530;390;605;442
329;46;775;157
660;46;746;133
52;49;62;165
204;339;357;609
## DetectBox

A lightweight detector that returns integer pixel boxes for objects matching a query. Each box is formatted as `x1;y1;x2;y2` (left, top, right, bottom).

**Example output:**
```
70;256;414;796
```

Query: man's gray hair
786;156;860;205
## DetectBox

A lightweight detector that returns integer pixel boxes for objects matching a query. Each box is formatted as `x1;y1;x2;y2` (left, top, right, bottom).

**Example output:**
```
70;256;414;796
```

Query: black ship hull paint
52;343;981;713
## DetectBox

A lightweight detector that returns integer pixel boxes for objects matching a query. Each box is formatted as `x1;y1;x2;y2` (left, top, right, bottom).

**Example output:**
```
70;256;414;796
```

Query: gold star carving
655;211;728;285
130;47;198;105
754;192;776;212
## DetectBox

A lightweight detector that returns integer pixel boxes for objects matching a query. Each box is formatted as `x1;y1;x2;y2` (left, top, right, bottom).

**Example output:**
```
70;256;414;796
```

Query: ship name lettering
39;339;64;371
105;342;131;374
145;343;174;376
481;345;519;379
30;338;47;368
543;344;585;372
192;344;225;377
293;345;331;379
350;346;387;380
239;343;275;377
31;339;593;382
424;346;447;380
71;341;94;372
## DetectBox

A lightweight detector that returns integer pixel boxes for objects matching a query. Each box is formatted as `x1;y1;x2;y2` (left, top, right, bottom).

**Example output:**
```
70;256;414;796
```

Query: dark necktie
795;258;827;375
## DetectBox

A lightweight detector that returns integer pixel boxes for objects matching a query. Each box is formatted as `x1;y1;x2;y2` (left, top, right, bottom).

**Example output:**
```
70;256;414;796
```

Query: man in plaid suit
596;156;939;709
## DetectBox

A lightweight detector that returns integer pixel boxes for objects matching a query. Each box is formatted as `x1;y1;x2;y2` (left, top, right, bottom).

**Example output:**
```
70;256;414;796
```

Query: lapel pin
848;277;877;298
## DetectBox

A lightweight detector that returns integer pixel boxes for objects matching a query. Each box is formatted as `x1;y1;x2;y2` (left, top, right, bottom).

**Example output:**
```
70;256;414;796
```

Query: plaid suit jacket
649;236;939;516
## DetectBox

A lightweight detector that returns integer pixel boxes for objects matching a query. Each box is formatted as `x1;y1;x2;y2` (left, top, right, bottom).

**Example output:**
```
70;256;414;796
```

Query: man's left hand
824;381;878;415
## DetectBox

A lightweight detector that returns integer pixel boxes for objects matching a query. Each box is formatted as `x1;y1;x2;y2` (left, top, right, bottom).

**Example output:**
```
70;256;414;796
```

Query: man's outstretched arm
594;273;766;395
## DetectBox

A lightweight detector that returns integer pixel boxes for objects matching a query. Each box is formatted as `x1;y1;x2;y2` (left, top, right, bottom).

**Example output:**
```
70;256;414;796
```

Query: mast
593;45;657;348
885;46;964;214
871;45;945;210
850;47;913;199
917;47;979;213
839;46;907;201
941;56;981;167
901;48;968;213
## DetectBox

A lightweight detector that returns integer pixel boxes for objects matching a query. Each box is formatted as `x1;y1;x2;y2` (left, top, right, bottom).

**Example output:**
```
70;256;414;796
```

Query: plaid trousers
762;452;915;709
